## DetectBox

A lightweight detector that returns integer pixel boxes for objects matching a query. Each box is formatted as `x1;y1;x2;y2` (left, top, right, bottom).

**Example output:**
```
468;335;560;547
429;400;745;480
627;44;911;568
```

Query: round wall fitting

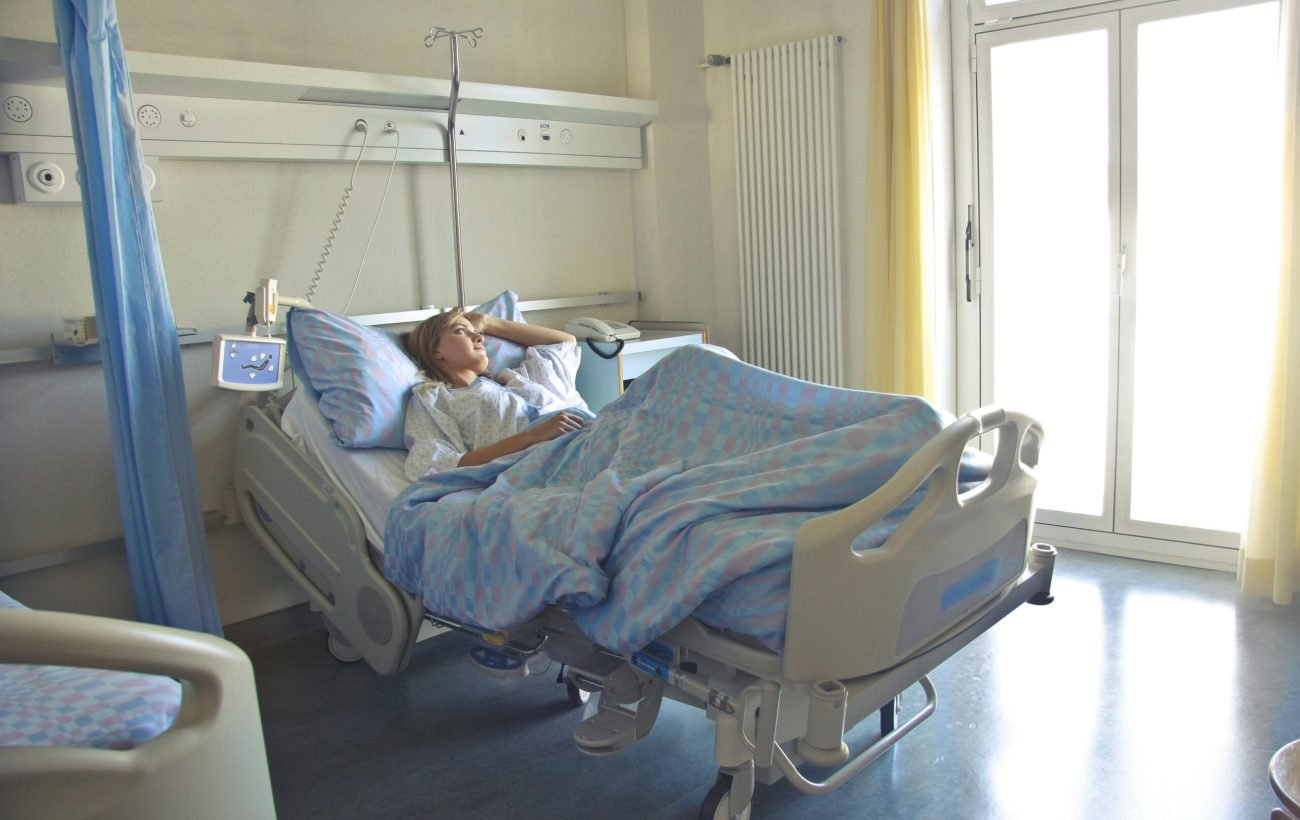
27;161;66;194
4;96;33;123
137;104;162;128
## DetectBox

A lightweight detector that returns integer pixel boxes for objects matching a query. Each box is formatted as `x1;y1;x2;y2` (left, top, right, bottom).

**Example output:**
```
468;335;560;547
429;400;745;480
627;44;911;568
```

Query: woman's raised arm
467;312;576;347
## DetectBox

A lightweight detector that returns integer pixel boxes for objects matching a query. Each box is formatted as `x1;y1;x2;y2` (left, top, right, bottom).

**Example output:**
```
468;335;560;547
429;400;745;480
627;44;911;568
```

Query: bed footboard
236;403;421;675
783;406;1044;682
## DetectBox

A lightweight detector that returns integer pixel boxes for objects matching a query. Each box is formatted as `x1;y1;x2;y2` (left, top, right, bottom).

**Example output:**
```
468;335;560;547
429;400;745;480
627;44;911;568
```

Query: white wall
0;0;645;623
700;0;875;389
698;0;956;403
624;0;720;336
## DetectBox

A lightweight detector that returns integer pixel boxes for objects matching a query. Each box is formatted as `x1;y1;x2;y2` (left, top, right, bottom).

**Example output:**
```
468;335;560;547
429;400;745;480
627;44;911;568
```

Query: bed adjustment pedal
573;680;664;756
468;645;547;679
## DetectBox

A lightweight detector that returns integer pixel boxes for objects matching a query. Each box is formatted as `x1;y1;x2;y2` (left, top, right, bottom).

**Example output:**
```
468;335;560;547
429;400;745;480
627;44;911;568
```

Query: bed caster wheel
699;773;751;820
566;679;593;707
327;633;362;663
558;666;596;708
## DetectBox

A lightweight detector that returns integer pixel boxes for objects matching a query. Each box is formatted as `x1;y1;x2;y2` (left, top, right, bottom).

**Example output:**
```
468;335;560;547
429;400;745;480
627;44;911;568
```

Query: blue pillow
288;308;419;449
286;291;529;449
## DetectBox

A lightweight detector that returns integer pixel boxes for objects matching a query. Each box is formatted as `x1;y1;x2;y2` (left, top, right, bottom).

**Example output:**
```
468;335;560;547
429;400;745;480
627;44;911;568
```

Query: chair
1271;738;1300;820
0;605;276;820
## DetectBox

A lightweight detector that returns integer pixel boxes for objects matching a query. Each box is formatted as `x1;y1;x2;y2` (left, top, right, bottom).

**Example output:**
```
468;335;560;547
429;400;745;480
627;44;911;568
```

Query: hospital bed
234;323;1055;818
0;591;276;820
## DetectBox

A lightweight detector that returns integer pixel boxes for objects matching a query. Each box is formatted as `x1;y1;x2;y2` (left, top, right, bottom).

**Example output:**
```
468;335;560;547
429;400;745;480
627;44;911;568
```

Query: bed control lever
467;644;548;680
631;648;738;714
753;681;781;769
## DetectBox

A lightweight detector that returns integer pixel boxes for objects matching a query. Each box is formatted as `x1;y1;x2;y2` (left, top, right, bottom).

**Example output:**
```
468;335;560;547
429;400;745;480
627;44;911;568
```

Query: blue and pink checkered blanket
383;345;988;654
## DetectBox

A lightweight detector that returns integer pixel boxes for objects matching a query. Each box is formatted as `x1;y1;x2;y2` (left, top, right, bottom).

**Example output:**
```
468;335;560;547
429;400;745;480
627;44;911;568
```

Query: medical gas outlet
515;123;574;146
4;95;34;123
8;152;163;203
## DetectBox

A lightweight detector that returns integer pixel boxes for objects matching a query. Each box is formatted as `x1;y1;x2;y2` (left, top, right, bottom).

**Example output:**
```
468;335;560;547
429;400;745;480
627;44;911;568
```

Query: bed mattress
281;390;409;549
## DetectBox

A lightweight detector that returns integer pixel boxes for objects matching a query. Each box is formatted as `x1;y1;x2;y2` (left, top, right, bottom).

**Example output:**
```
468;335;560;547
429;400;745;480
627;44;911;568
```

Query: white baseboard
1033;523;1238;573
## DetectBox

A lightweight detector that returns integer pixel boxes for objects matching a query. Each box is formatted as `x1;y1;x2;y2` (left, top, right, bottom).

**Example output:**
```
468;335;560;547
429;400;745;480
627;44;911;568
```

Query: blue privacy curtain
54;0;222;634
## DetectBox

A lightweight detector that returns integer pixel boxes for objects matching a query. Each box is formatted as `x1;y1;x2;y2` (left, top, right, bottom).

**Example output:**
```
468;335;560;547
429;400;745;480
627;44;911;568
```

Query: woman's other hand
528;412;586;444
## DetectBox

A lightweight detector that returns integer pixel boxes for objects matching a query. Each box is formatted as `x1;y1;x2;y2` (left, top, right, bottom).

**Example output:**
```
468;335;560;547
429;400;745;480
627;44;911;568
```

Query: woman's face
435;316;489;374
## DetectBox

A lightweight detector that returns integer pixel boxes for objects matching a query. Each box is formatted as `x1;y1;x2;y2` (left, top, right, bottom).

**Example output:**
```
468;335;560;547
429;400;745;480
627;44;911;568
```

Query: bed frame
237;397;426;674
235;396;1055;816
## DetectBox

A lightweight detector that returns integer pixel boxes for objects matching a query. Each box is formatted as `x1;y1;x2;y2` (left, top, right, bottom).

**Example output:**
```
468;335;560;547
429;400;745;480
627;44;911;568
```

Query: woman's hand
456;411;586;467
527;412;586;444
461;310;492;333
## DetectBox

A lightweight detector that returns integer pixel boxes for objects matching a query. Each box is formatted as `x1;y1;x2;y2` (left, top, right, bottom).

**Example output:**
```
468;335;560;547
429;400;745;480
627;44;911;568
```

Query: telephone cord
305;122;371;304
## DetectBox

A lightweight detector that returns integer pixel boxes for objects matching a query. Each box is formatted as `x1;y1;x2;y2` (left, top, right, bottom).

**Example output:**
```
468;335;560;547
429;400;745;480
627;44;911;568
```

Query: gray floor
244;549;1300;819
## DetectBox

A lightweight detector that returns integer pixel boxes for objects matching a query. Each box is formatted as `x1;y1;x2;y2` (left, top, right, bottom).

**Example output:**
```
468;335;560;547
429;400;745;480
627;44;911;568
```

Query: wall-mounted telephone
565;317;641;343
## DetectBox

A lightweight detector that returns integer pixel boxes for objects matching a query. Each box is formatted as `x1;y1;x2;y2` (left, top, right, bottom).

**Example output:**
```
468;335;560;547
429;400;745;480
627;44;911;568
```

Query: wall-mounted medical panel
0;37;655;169
0;83;646;169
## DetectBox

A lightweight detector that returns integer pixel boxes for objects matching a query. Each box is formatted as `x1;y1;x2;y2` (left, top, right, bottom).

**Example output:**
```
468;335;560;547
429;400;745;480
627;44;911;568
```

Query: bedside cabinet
575;330;705;412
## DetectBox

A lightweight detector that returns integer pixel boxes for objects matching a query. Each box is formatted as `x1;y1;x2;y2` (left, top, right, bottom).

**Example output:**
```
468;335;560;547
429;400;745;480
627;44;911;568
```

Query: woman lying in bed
400;309;592;479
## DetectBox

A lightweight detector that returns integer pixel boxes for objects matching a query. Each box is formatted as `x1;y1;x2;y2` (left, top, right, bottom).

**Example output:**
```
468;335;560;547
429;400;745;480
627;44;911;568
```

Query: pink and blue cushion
0;591;182;749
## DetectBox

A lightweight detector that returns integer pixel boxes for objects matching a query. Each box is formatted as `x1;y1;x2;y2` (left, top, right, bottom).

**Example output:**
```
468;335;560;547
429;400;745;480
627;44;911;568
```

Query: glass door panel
978;18;1118;526
972;0;1282;556
1119;1;1280;541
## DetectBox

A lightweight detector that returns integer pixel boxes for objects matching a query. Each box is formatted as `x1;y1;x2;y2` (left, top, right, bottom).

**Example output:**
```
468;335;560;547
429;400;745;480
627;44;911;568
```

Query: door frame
972;10;1123;532
954;0;1277;565
1110;0;1277;549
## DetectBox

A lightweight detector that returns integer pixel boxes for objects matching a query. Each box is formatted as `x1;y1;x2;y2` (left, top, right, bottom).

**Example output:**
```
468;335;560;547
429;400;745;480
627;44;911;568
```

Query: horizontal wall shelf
0;291;641;367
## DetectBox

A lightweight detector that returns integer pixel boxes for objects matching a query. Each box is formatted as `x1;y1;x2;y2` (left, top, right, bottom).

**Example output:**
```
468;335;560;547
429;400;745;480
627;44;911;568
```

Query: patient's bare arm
456;412;586;468
464;312;576;347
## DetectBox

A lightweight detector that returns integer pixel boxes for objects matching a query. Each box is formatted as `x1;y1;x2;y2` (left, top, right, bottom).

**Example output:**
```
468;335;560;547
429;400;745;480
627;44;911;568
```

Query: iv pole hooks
425;26;483;309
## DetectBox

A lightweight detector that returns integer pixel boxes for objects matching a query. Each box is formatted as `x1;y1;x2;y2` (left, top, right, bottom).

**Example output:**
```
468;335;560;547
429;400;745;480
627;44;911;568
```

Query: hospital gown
403;341;588;480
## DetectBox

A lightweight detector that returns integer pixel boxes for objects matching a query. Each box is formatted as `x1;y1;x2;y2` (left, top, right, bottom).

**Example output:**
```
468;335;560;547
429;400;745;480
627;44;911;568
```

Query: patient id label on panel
212;334;285;391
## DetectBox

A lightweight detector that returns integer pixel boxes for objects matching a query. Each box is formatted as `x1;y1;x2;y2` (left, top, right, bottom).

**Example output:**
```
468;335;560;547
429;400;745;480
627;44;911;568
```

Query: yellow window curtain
865;0;935;399
1239;0;1300;604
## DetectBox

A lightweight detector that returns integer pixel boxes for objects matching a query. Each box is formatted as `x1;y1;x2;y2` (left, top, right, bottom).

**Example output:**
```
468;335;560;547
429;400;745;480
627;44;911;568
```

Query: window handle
965;205;975;302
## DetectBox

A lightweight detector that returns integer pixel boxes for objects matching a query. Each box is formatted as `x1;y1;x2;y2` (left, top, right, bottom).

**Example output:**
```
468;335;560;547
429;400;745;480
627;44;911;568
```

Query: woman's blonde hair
400;311;467;386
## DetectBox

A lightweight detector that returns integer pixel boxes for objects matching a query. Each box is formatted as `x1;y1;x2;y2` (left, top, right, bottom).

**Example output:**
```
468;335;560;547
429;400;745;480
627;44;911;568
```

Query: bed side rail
235;404;420;675
782;406;1043;682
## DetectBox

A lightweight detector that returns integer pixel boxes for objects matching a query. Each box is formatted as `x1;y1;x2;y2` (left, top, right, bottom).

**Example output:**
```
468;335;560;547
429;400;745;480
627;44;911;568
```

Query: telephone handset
565;317;641;343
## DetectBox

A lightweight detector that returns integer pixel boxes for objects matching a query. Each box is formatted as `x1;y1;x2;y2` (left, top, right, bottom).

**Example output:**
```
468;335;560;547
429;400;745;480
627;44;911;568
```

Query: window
965;0;1281;564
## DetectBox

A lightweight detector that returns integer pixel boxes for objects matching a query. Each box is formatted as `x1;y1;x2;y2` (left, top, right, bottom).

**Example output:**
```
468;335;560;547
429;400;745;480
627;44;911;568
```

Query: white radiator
732;34;843;385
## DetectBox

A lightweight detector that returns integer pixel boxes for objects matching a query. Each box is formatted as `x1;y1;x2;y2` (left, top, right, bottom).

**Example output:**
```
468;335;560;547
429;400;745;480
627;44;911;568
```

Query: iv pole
424;26;483;309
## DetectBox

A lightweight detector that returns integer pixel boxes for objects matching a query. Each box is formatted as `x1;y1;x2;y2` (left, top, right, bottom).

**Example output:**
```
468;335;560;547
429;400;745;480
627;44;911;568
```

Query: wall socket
8;152;163;203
